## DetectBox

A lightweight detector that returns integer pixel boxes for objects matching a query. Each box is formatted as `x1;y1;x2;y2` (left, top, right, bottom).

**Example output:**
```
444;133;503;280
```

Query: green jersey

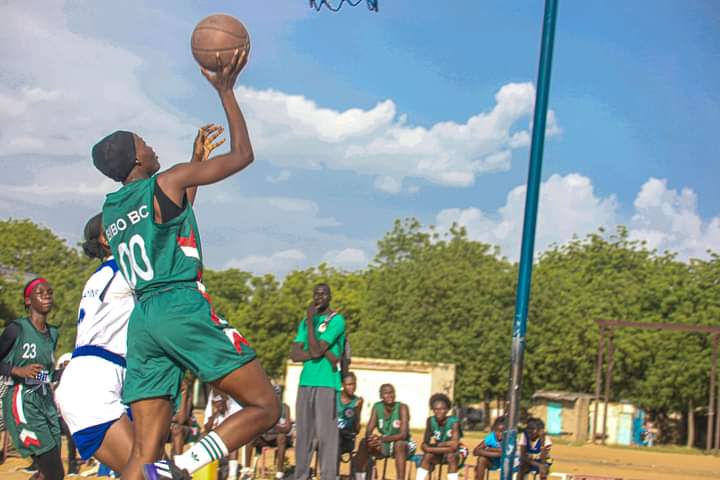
374;401;408;439
102;176;203;296
294;312;346;390
4;318;58;386
430;415;461;443
337;395;360;431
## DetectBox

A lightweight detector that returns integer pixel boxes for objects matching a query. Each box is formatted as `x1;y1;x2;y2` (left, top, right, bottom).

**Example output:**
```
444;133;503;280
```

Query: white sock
355;472;366;480
416;467;429;480
448;473;458;480
276;472;284;479
228;460;239;480
174;431;230;474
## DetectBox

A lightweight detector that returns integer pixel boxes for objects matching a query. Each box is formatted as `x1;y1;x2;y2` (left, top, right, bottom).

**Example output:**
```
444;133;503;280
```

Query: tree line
1;218;718;446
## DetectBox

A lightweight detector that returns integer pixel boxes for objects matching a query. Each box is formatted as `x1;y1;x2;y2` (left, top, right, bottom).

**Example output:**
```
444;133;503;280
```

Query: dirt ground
2;427;719;479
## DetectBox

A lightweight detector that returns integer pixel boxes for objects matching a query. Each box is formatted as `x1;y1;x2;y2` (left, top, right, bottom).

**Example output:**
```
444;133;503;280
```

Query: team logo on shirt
392;419;401;429
344;408;355;418
318;323;328;333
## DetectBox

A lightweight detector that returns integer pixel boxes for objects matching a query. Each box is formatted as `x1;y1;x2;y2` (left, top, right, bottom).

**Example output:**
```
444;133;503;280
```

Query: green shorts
2;385;61;457
123;286;256;406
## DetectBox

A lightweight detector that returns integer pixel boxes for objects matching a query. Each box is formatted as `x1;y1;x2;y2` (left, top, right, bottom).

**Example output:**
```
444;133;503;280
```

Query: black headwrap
92;130;137;182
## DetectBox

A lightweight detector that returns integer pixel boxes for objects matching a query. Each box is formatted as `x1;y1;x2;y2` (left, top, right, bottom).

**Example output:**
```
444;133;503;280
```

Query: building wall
283;356;455;430
529;397;590;443
589;401;638;445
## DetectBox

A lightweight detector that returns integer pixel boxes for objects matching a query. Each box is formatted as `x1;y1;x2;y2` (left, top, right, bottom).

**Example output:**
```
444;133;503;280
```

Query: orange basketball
191;14;250;72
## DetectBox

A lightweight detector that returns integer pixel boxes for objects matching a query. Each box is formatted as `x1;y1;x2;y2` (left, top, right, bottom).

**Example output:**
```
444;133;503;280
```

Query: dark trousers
294;387;338;480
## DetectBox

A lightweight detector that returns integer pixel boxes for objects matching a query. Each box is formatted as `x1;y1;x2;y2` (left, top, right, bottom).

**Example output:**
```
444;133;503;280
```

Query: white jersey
75;257;134;355
56;257;135;438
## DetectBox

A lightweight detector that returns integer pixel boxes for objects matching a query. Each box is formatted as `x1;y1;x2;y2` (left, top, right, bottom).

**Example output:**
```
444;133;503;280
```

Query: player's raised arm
158;49;253;201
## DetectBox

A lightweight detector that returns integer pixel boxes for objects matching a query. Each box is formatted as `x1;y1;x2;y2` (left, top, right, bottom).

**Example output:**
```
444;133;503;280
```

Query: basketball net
309;0;378;12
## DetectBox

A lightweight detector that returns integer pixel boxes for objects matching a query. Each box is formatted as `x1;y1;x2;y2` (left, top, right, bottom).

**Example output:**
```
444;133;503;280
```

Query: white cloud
225;249;306;276
629;178;720;258
1;1;558;202
323;248;369;270
0;2;195;164
266;170;292;184
436;174;720;261
437;173;619;258
237;82;560;193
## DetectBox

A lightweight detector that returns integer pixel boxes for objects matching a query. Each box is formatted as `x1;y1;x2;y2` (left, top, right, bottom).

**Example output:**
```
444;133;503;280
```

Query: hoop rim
309;0;378;12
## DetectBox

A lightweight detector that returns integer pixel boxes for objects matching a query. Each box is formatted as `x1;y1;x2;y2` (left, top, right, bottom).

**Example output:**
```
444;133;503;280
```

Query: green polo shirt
294;312;345;390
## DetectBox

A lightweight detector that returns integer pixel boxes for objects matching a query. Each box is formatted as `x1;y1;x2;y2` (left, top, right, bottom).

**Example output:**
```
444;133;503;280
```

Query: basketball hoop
309;0;378;12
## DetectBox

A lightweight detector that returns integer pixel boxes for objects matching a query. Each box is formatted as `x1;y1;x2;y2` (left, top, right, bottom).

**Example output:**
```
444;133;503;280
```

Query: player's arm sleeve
0;323;20;376
318;314;345;345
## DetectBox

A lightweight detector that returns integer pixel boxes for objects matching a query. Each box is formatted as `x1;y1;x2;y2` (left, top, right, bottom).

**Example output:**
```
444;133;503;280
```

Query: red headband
24;278;49;302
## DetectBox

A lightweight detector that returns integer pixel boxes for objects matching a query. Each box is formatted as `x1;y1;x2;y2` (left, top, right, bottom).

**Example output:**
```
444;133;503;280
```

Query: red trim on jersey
196;288;222;325
177;230;197;248
231;331;251;352
12;385;21;425
21;431;41;448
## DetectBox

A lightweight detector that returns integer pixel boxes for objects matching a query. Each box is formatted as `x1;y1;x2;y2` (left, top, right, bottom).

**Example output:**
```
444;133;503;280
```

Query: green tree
359;218;516;404
0;219;95;353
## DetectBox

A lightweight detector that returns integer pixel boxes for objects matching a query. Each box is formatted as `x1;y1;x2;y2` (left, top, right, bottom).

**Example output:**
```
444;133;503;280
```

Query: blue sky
1;1;718;275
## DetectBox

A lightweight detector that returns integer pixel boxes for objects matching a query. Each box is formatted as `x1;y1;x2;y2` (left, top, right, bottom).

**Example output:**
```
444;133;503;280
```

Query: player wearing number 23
0;278;63;480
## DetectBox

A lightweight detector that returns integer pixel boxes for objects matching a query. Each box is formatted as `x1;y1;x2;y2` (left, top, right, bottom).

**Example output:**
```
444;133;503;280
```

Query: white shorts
56;355;126;435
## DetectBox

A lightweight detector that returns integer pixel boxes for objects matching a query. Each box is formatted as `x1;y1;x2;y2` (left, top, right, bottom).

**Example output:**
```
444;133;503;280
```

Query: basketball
191;14;250;72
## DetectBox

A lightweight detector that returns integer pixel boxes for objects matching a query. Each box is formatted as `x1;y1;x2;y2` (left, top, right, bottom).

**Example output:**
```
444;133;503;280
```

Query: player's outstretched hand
192;124;226;161
201;49;247;93
12;363;44;379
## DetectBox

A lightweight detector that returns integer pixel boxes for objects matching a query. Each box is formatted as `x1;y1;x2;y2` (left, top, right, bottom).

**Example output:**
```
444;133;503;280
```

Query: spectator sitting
353;383;415;480
472;416;506;479
246;384;293;480
415;394;467;480
337;372;363;474
517;418;552;480
204;389;243;480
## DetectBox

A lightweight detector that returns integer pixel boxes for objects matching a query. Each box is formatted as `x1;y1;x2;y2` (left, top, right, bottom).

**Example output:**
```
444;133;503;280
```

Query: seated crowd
183;374;551;480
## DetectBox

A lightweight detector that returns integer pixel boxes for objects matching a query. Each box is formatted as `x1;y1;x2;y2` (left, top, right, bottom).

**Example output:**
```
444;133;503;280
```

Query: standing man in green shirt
290;283;346;480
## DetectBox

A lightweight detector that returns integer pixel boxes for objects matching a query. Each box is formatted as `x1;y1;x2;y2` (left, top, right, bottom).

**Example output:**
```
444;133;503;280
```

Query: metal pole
592;328;605;443
708;334;718;451
602;332;614;445
500;1;559;478
715;373;720;453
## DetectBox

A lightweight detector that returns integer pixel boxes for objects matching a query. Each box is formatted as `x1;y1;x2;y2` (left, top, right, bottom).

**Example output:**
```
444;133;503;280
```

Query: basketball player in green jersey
337;372;363;472
0;279;63;480
92;49;279;480
415;394;467;480
338;372;363;453
353;383;414;480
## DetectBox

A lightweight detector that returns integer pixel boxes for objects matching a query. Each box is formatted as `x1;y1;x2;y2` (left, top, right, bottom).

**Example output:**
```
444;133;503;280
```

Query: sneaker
143;460;192;480
68;461;81;476
22;461;39;474
79;464;99;477
240;466;254;480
